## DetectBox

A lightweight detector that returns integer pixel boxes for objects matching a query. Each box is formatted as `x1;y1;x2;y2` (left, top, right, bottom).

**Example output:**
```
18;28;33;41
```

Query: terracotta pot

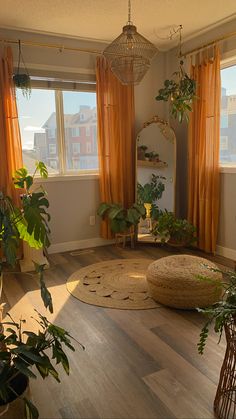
0;374;30;419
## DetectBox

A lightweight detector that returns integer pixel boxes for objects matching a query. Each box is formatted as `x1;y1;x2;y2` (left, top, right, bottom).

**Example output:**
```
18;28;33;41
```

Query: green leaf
13;359;37;379
35;161;48;179
24;398;39;419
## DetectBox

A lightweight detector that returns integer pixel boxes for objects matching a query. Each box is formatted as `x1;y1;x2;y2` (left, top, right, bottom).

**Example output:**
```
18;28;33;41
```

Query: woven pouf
146;254;223;309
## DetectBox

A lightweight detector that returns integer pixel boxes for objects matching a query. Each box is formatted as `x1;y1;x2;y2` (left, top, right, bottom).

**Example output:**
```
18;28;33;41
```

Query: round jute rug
66;259;159;309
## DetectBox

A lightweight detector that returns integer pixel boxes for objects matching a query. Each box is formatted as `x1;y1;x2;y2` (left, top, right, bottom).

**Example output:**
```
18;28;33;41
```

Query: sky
17;66;236;150
17;88;96;150
221;65;236;95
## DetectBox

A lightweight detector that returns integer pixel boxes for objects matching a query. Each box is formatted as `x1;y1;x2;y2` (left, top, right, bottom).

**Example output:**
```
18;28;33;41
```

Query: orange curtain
0;46;23;204
96;56;135;239
188;46;221;253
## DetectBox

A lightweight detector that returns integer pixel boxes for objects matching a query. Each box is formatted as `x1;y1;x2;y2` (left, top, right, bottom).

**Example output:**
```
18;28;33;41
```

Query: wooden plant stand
115;227;135;249
214;319;236;419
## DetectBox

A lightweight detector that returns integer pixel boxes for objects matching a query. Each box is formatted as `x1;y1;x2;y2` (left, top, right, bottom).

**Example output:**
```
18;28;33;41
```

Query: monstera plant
0;162;82;418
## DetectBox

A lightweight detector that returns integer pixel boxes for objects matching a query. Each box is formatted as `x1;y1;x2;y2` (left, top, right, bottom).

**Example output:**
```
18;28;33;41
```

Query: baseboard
48;237;115;254
216;245;236;261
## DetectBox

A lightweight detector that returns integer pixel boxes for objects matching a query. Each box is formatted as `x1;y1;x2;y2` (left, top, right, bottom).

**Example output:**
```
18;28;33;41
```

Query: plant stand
20;241;49;273
214;320;236;419
115;228;135;249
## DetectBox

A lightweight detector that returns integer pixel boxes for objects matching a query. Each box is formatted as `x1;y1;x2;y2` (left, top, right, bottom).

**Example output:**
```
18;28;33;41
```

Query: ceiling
0;0;236;50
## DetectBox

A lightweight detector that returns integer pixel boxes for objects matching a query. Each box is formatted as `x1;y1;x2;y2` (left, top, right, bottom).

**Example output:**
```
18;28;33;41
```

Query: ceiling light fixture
103;0;158;85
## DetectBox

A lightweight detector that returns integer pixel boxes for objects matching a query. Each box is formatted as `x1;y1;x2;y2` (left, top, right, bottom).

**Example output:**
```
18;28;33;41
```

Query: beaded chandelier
103;0;158;85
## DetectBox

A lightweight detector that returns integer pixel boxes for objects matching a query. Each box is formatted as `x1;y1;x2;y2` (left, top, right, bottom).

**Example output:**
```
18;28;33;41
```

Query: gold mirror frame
135;115;177;242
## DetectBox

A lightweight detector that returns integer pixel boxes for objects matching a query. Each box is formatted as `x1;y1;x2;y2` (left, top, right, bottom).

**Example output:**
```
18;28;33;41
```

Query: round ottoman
146;254;222;309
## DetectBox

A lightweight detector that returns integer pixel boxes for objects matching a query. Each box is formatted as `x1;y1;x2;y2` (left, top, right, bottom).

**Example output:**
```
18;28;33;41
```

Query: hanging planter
13;40;31;99
155;26;196;123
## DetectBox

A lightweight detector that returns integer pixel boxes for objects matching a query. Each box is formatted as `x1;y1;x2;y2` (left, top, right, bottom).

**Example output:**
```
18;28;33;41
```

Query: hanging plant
155;26;196;123
13;40;31;98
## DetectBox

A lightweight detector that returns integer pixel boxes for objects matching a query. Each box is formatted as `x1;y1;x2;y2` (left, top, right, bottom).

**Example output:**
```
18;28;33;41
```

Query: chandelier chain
127;0;132;24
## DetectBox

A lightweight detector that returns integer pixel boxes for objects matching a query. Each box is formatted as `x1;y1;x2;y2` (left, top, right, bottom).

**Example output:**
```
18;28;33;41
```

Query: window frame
220;57;236;173
19;78;99;179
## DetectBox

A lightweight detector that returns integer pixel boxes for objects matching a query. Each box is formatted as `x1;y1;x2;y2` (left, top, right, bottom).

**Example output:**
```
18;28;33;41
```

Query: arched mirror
136;115;176;243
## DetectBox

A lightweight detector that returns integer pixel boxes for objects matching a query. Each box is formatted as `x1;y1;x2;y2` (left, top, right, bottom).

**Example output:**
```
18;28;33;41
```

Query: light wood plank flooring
2;244;233;419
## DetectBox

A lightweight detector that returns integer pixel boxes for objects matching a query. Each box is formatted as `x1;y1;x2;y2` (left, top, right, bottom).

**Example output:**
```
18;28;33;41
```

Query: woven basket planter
214;318;236;419
146;254;222;309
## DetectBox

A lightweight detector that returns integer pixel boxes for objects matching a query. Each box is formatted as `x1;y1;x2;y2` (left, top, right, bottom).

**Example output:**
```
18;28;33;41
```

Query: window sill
220;166;236;174
34;173;99;182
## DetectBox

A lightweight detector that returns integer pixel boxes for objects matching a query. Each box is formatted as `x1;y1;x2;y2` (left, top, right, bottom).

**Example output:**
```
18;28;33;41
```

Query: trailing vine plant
13;40;31;99
155;25;196;123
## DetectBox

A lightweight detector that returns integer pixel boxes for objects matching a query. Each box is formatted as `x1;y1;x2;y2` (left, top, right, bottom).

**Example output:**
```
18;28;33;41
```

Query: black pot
0;373;29;418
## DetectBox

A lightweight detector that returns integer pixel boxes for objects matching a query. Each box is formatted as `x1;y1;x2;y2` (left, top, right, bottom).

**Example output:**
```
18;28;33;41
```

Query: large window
17;83;98;175
220;65;236;166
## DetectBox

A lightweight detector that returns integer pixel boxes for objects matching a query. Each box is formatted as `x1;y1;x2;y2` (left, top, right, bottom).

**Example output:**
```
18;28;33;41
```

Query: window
63;91;98;171
72;143;80;154
17;82;98;175
86;142;92;153
72;127;81;137
49;144;56;154
220;65;236;166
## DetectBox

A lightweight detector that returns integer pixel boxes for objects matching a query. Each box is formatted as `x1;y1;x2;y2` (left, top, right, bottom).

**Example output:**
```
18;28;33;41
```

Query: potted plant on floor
0;162;81;418
97;202;146;234
197;268;236;419
0;311;81;419
151;211;196;246
137;174;165;218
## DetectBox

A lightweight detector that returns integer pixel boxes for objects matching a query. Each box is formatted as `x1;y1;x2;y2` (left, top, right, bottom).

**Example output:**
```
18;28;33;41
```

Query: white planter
20;241;49;272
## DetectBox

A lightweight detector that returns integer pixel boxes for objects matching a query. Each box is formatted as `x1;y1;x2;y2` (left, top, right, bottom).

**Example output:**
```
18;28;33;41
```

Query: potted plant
0;161;51;311
0;310;83;418
137;145;148;160
151;211;197;246
137;174;165;218
155;26;196;123
97;202;146;234
13;41;31;99
144;152;150;161
197;268;236;418
0;162;82;418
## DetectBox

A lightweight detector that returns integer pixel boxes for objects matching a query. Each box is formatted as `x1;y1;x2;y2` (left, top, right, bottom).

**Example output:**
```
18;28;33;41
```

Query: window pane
62;91;98;171
17;89;59;174
220;66;236;165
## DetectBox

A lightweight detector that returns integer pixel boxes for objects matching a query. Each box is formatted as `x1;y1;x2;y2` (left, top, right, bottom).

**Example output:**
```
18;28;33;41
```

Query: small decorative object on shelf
198;268;236;419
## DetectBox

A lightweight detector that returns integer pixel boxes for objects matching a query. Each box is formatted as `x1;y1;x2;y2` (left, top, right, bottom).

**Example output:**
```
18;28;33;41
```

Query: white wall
0;27;166;252
165;17;236;258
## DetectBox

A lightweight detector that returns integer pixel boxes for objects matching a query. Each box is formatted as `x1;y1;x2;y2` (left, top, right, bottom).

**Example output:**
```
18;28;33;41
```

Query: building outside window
220;65;236;166
49;144;56;154
72;143;81;154
17;82;98;175
86;126;90;137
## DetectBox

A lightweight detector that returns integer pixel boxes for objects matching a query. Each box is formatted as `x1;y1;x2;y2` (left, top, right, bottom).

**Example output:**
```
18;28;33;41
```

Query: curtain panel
96;56;135;239
0;46;23;204
188;46;221;253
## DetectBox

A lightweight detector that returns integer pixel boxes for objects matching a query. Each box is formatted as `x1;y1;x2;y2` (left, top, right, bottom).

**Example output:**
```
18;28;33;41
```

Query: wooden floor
3;244;233;419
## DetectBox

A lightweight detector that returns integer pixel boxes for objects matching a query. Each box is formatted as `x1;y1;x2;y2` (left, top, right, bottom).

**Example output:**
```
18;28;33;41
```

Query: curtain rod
182;28;236;57
0;37;103;55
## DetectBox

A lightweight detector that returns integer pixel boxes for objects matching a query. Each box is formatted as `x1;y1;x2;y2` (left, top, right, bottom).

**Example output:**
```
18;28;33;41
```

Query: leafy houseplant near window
97;202;146;234
0;162;80;418
151;211;197;247
155;26;196;123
